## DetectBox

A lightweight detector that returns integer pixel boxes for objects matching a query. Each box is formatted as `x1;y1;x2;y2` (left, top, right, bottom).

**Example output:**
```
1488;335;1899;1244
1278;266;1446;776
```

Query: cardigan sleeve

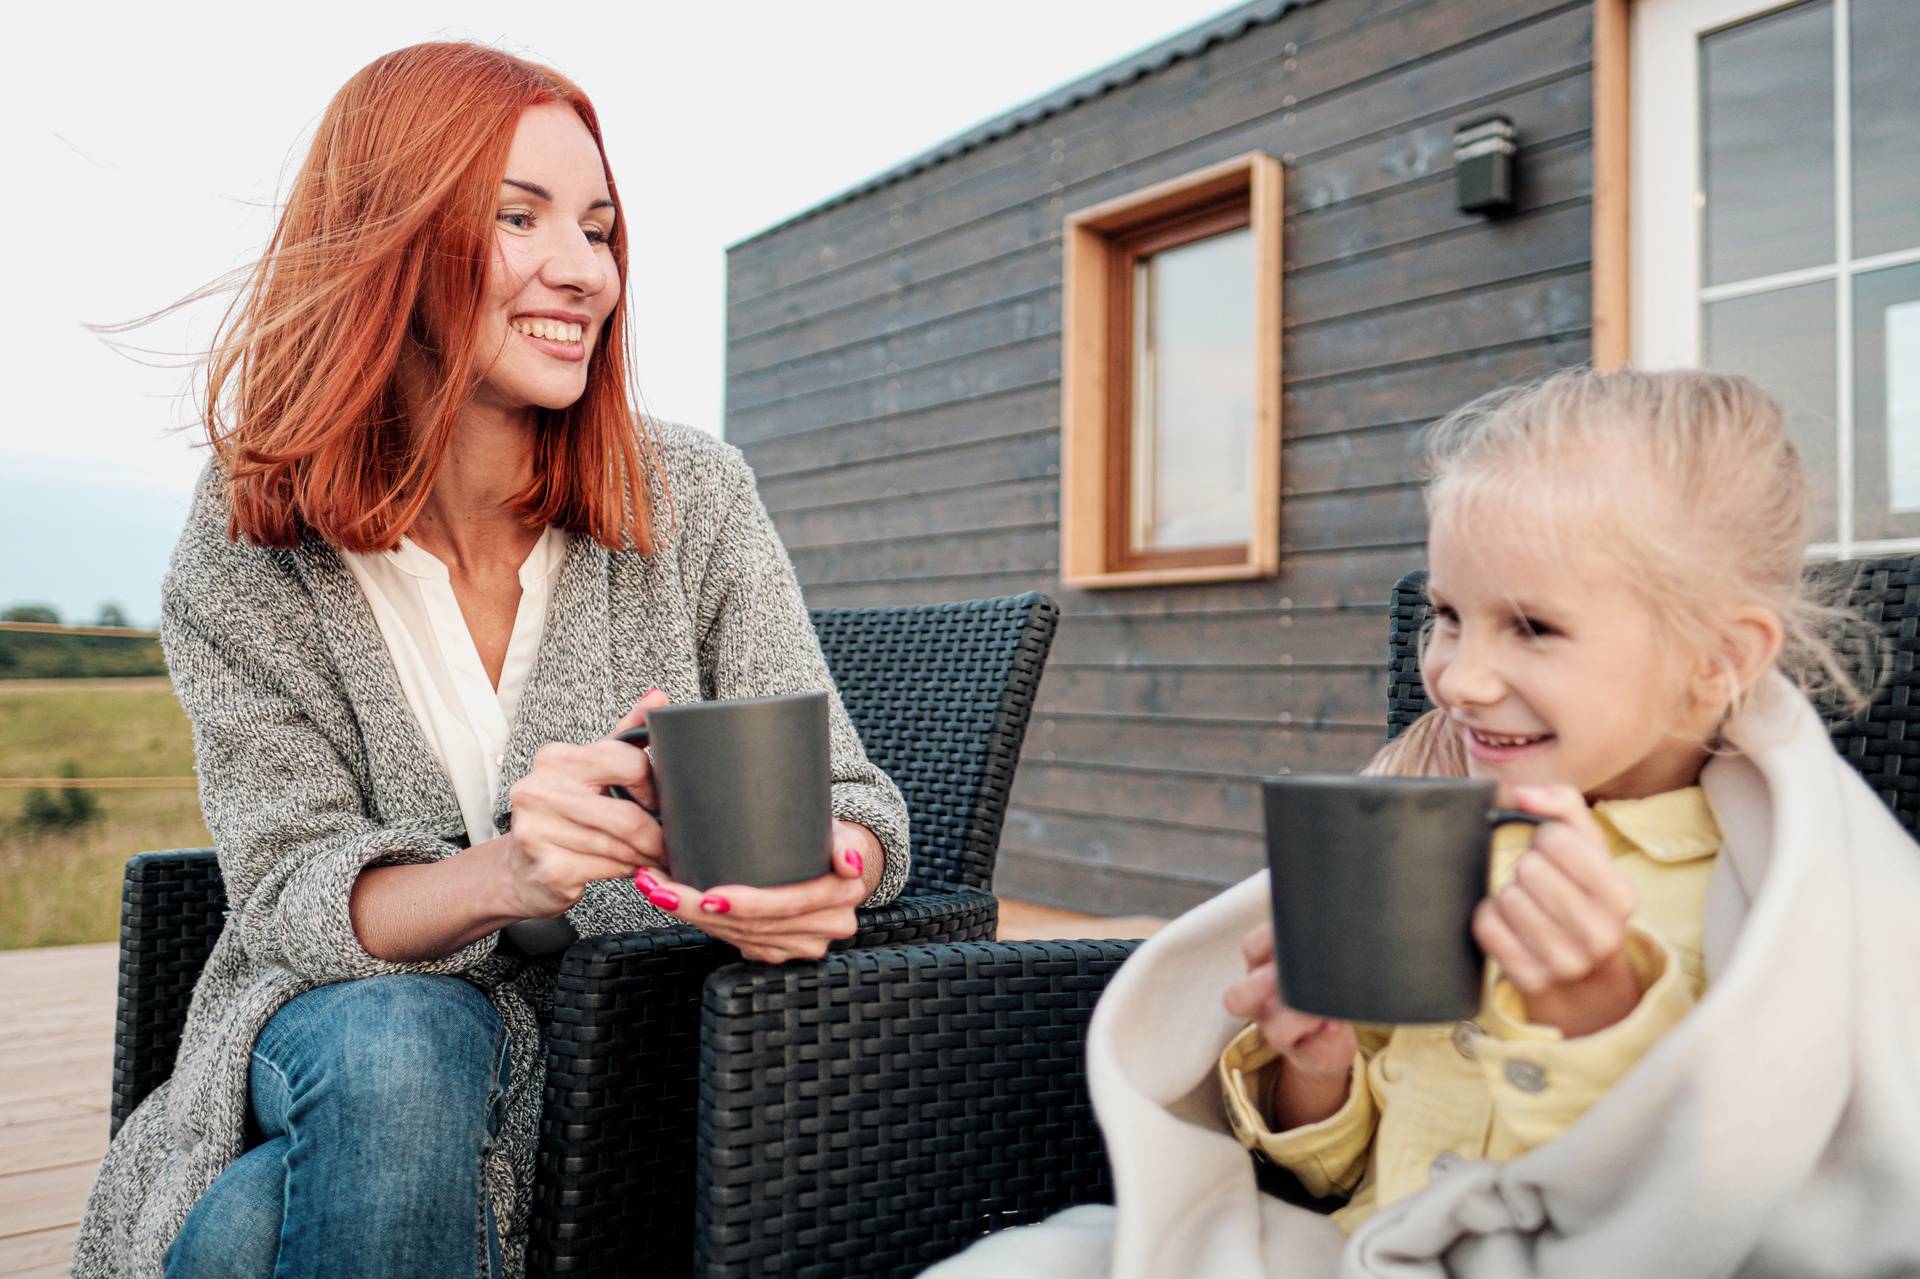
161;531;500;984
690;448;911;907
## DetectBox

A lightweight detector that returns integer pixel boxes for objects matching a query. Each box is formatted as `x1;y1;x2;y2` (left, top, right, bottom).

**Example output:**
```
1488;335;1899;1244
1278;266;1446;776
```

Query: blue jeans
164;974;512;1279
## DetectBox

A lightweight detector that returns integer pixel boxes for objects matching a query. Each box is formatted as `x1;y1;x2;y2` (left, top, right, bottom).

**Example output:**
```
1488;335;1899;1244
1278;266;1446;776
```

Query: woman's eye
586;227;612;246
1433;605;1459;627
498;211;533;230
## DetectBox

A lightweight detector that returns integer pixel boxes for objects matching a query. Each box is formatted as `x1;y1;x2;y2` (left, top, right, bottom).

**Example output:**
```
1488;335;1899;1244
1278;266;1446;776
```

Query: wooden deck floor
0;899;1163;1276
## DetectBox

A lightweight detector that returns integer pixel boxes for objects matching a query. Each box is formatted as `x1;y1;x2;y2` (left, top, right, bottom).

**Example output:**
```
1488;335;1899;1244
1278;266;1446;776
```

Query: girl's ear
1692;607;1786;711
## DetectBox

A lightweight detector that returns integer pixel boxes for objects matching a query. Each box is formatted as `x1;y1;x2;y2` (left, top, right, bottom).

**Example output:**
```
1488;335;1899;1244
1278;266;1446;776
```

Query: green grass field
0;679;210;949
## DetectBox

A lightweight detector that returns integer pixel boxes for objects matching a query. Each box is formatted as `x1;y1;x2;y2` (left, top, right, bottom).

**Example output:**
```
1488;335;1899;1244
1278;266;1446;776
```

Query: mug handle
607;725;651;805
1488;808;1545;830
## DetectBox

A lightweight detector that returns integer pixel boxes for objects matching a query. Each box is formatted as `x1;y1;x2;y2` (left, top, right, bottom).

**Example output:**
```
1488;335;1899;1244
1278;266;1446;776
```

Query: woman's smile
508;311;589;362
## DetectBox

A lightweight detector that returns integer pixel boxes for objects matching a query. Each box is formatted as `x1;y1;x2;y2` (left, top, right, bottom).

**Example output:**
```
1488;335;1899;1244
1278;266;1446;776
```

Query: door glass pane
1130;226;1254;553
1702;281;1838;541
1851;0;1920;259
1700;1;1835;286
1852;263;1920;540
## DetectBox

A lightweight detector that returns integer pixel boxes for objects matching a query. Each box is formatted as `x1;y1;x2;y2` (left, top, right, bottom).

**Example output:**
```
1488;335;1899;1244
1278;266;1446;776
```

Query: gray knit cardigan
71;421;910;1278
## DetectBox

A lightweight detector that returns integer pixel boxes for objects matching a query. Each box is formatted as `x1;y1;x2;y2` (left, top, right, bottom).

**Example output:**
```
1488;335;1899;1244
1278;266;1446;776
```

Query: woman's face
470;102;621;416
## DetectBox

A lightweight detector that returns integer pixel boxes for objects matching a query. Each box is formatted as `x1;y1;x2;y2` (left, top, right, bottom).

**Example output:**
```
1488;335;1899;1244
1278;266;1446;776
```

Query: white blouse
339;526;570;846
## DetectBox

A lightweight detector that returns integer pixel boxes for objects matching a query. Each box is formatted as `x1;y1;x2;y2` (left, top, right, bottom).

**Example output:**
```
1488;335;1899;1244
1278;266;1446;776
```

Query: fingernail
844;848;863;876
635;870;658;894
645;687;662;696
701;896;731;914
647;889;679;910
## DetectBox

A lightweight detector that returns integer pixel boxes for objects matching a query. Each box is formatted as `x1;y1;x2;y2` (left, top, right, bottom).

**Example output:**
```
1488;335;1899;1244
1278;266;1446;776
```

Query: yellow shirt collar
1591;786;1721;863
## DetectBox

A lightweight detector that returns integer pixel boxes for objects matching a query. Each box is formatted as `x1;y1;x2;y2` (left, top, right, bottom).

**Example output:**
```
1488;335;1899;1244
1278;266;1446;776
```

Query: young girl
929;368;1920;1277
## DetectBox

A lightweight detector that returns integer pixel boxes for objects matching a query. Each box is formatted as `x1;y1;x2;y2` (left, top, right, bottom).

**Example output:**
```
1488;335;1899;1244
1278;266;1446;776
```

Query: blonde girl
931;368;1920;1278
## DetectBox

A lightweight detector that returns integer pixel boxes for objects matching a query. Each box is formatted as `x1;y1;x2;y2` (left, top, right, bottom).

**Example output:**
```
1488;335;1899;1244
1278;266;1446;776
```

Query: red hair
198;42;661;552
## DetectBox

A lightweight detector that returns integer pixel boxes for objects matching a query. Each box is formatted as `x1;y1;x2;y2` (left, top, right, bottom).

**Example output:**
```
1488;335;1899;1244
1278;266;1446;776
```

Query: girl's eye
1433;604;1459;626
1515;616;1556;639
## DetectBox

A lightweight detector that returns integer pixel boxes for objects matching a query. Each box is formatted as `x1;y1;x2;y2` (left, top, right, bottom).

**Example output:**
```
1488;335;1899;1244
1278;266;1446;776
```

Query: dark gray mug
1261;775;1541;1025
609;690;834;891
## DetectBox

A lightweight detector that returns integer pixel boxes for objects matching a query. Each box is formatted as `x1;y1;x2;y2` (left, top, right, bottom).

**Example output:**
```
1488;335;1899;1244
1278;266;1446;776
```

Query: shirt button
1505;1059;1549;1093
495;753;505;768
1450;1020;1483;1061
1429;1150;1465;1180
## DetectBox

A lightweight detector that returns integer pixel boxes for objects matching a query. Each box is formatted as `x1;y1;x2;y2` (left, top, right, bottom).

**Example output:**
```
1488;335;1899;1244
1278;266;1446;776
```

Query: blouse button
495;753;506;768
1429;1150;1465;1180
1505;1059;1549;1093
1450;1020;1483;1061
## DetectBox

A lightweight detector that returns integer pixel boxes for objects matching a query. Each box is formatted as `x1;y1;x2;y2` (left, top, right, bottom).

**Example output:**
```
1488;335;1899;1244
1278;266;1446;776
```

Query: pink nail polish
845;848;863;876
648;889;679;911
635;870;658;894
701;896;731;914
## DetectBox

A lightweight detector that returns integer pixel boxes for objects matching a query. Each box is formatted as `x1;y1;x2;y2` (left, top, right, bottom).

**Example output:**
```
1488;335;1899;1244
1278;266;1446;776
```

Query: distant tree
2;604;61;625
18;763;99;832
95;603;131;628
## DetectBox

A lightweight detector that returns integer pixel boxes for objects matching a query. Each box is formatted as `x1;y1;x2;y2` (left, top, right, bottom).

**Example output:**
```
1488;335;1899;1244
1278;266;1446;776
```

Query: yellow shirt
1218;786;1721;1231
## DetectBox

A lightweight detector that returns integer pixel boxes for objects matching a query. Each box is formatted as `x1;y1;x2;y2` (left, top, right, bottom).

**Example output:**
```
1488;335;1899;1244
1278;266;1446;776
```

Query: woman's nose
541;227;606;296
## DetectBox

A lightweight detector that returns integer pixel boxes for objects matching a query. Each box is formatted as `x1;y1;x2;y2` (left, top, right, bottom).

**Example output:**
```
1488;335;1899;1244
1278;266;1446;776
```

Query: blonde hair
1420;367;1871;725
1364;709;1467;778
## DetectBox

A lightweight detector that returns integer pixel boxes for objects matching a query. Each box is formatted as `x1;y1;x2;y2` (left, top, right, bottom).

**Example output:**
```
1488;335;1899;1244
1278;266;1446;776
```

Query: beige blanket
927;675;1920;1277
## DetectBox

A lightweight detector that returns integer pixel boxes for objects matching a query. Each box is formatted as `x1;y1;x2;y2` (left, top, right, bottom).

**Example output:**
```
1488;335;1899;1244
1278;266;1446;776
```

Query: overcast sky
3;0;1235;625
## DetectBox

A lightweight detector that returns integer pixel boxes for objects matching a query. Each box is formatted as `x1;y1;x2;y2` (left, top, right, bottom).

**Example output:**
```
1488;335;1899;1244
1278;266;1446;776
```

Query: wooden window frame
1061;152;1284;589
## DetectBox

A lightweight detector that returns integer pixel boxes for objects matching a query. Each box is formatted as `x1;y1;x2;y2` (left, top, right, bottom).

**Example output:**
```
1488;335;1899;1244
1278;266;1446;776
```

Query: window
1061;153;1283;587
1633;0;1920;553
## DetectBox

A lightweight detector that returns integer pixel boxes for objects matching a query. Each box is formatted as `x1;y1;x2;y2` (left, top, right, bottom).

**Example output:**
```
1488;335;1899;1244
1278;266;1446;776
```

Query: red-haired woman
72;43;909;1279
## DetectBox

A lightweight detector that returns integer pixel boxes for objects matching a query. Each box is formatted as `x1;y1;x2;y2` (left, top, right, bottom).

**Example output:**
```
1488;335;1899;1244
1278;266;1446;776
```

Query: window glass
1700;1;1834;286
1129;226;1255;553
1703;280;1838;540
1850;0;1920;259
1852;263;1920;539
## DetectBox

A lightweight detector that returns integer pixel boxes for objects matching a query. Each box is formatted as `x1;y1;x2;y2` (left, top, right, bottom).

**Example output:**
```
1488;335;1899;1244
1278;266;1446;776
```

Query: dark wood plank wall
723;0;1597;916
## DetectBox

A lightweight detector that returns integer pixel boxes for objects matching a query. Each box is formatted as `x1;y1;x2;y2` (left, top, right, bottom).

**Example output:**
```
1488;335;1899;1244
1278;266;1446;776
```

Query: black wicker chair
685;555;1920;1277
109;592;1059;1277
697;941;1138;1279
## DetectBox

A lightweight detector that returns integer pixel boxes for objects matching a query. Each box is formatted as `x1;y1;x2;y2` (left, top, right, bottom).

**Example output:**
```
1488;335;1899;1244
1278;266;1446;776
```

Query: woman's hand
497;690;672;919
1223;922;1357;1129
1472;783;1642;1038
636;819;883;963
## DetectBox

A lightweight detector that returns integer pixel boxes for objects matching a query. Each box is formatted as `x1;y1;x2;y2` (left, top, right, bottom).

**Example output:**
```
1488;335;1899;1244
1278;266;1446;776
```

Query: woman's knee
256;974;504;1133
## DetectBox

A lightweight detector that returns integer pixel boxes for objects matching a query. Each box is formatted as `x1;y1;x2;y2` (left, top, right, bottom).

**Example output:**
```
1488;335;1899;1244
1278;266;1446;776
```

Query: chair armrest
113;849;225;1136
694;938;1139;1279
527;888;997;1278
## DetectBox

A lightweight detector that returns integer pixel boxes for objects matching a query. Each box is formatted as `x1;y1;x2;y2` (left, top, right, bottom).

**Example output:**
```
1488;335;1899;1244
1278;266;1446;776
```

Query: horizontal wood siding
724;0;1597;915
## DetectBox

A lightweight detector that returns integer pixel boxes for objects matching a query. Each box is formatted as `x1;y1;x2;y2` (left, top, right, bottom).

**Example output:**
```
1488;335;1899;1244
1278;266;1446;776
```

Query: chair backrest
1385;555;1920;834
809;593;1059;894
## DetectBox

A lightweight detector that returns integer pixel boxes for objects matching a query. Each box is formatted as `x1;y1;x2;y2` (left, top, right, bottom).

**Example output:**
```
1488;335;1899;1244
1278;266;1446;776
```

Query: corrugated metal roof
736;0;1324;246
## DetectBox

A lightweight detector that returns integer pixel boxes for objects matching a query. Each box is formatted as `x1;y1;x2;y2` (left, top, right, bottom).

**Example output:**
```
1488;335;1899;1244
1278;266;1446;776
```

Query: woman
73;42;909;1279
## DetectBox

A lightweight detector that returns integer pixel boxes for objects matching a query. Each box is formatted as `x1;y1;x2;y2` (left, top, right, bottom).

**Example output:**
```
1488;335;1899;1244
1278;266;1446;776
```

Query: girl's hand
1223;922;1357;1128
636;819;883;964
1473;783;1643;1037
498;690;673;919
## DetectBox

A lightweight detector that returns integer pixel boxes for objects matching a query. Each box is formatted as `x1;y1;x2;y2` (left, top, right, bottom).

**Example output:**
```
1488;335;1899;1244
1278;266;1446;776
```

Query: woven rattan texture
808;594;1059;894
1384;559;1920;833
528;890;996;1277
112;849;225;1136
694;940;1139;1279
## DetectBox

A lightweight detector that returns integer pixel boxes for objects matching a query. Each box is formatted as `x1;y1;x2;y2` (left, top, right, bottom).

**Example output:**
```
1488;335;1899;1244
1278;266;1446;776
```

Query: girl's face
1422;512;1714;801
470;103;621;416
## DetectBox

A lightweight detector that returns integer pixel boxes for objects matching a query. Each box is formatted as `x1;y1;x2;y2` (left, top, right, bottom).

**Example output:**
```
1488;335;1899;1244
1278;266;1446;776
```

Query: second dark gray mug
610;690;834;891
1261;775;1541;1025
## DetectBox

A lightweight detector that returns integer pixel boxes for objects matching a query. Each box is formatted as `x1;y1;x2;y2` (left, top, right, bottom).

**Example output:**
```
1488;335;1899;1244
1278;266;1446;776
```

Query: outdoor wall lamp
1453;117;1516;216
